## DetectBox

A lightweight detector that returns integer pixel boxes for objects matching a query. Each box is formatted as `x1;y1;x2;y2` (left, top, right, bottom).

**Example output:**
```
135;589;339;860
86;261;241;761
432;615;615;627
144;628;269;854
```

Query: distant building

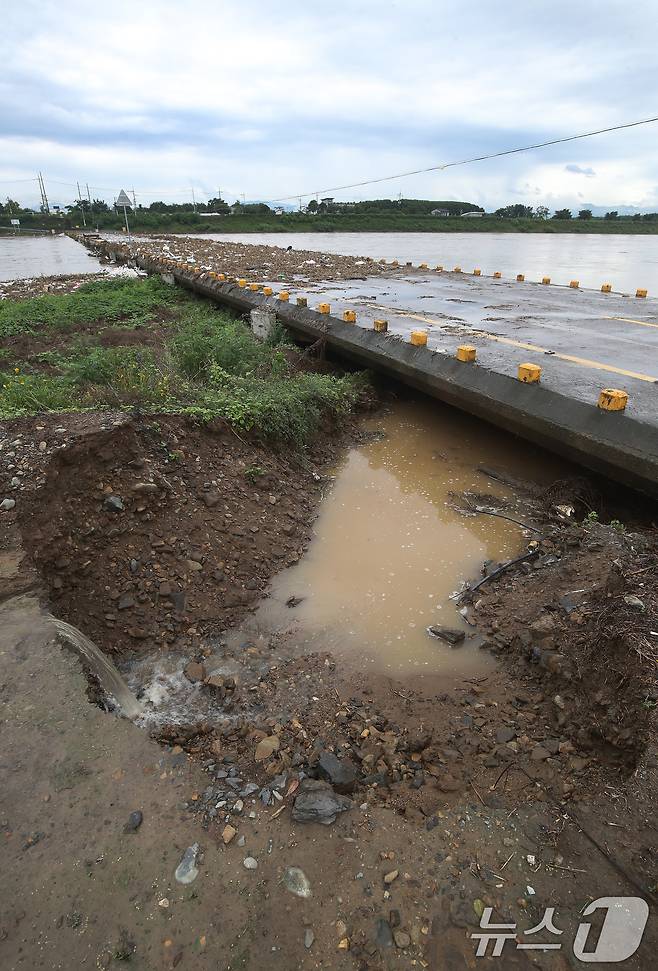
320;197;334;205
431;208;450;216
461;211;484;218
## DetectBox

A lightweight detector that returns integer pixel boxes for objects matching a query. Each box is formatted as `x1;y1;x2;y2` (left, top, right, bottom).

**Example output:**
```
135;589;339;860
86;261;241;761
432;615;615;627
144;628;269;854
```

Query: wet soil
2;404;658;970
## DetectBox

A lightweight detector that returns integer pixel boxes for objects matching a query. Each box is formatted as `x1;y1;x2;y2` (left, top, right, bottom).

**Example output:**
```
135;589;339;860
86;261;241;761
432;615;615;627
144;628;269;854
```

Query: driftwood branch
457;549;540;602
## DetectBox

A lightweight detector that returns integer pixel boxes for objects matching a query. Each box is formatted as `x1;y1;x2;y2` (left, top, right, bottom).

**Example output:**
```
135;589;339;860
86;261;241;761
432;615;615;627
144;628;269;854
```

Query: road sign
10;219;20;226
116;189;132;208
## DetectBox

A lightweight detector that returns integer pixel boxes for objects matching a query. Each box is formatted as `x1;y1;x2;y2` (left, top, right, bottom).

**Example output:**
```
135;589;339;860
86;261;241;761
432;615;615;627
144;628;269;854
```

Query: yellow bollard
598;389;628;411
456;344;477;363
493;271;502;279
318;302;330;314
410;330;428;347
419;262;428;269
473;268;481;276
569;280;580;289
296;296;307;307
636;288;648;298
278;291;290;301
542;276;551;285
249;283;260;291
516;274;525;282
518;363;541;383
342;310;356;323
601;283;612;293
263;286;273;296
373;318;388;332
237;279;247;288
453;266;462;273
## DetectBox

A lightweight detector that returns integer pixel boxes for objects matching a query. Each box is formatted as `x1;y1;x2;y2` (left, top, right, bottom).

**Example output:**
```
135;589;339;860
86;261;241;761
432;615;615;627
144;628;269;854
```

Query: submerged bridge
80;236;658;497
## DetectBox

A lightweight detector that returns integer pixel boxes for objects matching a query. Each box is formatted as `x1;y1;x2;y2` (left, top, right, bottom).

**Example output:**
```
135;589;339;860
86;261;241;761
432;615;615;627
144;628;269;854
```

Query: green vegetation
0;279;364;445
4;194;658;235
0;276;179;339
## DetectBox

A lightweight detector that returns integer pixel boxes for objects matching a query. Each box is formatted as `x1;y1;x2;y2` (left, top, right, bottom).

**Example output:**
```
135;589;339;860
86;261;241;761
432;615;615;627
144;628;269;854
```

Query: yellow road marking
605;315;658;331
356;303;658;384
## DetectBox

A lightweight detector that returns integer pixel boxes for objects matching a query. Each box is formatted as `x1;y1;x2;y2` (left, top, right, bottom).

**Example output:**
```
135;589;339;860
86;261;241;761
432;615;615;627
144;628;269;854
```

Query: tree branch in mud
456;548;540;602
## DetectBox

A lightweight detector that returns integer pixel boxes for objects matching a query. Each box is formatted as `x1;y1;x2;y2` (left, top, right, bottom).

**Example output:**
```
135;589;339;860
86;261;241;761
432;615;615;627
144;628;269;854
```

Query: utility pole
37;172;50;213
76;181;87;227
191;185;197;214
131;188;137;211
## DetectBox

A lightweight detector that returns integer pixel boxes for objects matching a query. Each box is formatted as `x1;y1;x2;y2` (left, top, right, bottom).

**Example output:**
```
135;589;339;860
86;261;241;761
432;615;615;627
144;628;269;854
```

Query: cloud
1;0;657;210
565;164;597;177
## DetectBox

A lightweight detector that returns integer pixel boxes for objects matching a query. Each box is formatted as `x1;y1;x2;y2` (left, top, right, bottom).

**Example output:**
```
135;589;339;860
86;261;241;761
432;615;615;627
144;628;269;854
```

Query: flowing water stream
52;617;144;718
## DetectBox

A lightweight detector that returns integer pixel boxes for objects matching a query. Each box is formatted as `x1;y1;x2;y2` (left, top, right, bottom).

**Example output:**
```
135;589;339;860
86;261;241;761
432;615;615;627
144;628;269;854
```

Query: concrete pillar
250;308;278;341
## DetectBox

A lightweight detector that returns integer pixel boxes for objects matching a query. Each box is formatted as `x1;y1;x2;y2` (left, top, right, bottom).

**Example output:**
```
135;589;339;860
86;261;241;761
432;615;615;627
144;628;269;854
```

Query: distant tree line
3;195;658;228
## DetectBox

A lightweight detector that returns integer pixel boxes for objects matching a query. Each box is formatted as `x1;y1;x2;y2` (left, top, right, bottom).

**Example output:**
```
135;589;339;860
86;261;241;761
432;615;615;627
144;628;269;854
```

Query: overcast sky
2;0;657;211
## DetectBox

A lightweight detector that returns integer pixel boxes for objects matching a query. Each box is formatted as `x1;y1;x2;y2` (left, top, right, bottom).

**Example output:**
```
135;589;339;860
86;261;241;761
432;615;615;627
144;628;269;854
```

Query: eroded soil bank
2;386;657;970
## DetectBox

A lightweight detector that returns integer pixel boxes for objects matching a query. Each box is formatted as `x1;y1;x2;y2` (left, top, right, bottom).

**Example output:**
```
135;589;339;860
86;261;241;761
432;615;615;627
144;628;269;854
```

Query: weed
0;278;366;443
0;276;176;339
244;465;266;482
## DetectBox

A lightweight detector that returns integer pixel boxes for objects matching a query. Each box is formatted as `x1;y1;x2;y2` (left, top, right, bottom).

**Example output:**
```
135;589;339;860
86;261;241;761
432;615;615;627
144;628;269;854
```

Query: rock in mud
291;779;352;825
184;660;207;683
243;856;258;870
282;866;312;898
123;810;143;833
222;824;237;844
427;625;465;646
255;735;280;761
304;928;315;949
394;930;411;949
103;495;124;513
0;498;16;511
317;750;357;794
375;918;394;948
175;843;199;884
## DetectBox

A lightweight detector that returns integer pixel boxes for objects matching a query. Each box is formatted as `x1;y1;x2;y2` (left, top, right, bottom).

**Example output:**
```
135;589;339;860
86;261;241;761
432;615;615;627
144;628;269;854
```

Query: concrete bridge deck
79;237;658;496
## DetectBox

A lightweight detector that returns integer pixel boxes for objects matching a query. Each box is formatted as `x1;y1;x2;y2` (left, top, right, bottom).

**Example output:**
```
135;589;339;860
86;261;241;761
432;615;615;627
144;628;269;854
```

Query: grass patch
0;278;366;444
0;276;179;339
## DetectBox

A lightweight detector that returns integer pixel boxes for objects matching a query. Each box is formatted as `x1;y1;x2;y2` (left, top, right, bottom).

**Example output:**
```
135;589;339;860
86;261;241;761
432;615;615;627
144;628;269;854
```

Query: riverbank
8;213;658;235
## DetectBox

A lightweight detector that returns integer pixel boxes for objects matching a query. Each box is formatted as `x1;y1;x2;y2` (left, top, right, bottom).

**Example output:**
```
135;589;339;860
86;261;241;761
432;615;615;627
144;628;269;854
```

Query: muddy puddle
117;397;567;727
223;398;562;680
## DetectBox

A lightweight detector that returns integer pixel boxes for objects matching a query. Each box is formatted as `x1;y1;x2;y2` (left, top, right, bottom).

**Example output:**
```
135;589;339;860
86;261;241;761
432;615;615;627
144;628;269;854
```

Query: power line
263;115;658;203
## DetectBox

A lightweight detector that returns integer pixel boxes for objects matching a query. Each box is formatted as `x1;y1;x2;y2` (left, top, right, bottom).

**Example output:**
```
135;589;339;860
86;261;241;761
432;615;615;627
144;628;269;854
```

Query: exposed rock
291;779;352;825
1;498;16;511
175;843;199;884
184;660;207;683
394;930;411;948
283;866;312;898
122;810;143;833
243;856;258;870
103;495;124;513
496;726;517;744
255;735;280;761
375;918;393;948
222;825;237;844
427;625;465;645
317;750;357;794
